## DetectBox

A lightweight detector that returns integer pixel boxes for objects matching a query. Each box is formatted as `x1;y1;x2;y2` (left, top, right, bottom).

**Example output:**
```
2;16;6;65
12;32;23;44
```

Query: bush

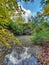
31;29;49;45
9;21;23;35
0;26;22;49
23;23;32;35
9;21;32;35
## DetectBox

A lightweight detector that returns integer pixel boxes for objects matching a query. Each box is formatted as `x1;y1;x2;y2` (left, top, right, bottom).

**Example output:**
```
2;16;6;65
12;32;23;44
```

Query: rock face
4;47;39;65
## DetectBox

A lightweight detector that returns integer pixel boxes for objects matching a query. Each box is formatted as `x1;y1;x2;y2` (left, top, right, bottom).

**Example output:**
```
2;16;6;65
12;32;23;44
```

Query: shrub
31;29;49;45
10;21;32;35
9;21;23;35
0;26;22;49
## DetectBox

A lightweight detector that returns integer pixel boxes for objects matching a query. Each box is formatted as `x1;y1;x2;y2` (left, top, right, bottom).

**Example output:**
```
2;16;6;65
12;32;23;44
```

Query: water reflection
4;47;40;65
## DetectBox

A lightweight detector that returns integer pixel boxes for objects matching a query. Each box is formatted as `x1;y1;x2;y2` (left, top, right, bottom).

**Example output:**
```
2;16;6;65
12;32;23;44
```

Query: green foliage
23;22;32;35
31;29;49;45
0;26;22;49
0;0;22;48
41;0;49;15
0;0;18;29
31;20;49;45
10;20;32;35
9;17;24;35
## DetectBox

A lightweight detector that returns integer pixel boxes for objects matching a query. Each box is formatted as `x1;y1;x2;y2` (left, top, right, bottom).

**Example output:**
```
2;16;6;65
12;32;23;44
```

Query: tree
0;0;18;28
41;0;49;15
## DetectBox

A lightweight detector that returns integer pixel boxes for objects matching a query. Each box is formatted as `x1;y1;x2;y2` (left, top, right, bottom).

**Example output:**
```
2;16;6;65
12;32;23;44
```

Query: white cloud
10;3;33;23
18;4;33;23
21;9;32;22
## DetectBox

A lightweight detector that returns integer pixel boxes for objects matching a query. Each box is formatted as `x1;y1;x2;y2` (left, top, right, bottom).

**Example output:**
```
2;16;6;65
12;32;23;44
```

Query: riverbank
0;35;49;65
36;46;49;65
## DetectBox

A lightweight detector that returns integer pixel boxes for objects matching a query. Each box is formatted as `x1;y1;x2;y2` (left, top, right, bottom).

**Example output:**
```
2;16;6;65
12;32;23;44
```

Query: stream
4;47;40;65
4;35;41;65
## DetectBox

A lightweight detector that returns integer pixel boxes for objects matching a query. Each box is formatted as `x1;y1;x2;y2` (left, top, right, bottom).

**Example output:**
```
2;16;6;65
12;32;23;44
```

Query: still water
4;47;40;65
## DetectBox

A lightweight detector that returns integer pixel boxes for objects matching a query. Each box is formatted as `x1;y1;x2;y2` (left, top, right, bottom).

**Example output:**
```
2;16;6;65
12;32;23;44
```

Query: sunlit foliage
31;17;49;45
0;0;18;28
0;26;22;49
41;0;49;15
44;5;49;15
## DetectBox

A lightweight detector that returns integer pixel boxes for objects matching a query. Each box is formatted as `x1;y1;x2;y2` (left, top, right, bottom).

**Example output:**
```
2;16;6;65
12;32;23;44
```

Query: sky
18;0;42;16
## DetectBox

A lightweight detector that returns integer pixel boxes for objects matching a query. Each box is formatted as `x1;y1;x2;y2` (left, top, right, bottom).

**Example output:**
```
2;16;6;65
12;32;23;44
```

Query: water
4;47;40;65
